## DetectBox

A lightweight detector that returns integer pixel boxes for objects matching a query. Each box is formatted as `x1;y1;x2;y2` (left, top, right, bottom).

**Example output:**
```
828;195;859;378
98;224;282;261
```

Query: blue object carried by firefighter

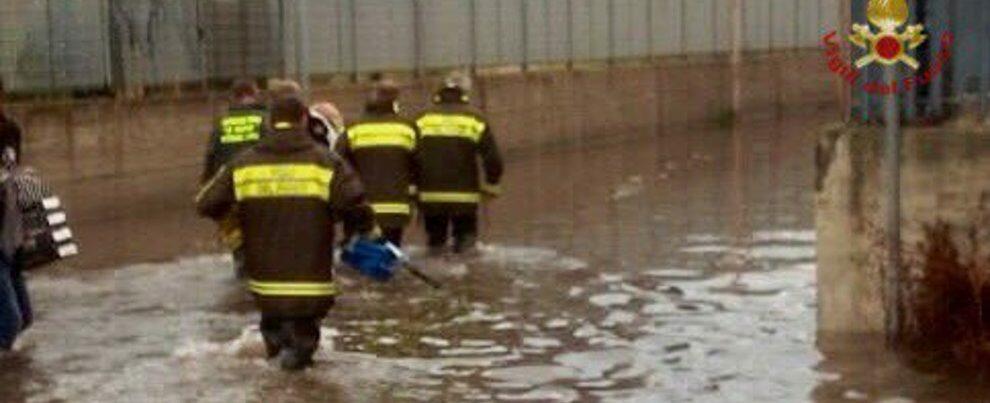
341;239;442;288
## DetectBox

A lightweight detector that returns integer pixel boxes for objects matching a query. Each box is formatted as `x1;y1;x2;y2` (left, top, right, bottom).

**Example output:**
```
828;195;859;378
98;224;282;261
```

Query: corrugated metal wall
0;0;839;93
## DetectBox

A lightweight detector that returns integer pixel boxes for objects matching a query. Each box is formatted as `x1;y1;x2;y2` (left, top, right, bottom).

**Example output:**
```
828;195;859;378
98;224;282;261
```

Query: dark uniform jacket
201;103;268;183
336;108;419;228
0;113;22;163
196;130;373;317
415;102;503;214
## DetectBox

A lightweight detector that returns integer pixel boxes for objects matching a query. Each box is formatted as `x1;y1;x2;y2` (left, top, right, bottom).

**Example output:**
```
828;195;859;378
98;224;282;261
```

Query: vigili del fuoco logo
822;0;953;95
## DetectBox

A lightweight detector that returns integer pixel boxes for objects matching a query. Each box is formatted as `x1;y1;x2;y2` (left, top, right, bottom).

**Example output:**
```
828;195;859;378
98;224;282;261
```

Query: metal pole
413;0;423;77
349;0;358;81
294;0;309;96
521;0;529;71
566;0;574;68
884;66;902;344
607;0;615;65
45;0;56;93
731;0;743;116
469;0;478;73
646;0;654;61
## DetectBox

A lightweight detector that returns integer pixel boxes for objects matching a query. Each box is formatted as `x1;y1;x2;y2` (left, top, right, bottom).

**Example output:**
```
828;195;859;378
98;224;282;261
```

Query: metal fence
0;0;840;94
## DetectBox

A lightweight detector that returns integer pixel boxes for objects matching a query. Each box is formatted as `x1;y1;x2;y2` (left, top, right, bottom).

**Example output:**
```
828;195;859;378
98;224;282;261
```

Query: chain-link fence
0;0;839;95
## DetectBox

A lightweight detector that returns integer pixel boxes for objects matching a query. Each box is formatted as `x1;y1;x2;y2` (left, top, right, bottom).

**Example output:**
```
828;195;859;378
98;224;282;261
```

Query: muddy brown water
3;112;988;402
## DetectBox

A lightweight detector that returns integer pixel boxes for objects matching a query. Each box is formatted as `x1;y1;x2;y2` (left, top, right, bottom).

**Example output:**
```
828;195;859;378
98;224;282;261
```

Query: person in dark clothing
415;74;504;255
336;81;419;246
0;80;27;350
201;80;268;278
197;95;375;371
0;79;22;164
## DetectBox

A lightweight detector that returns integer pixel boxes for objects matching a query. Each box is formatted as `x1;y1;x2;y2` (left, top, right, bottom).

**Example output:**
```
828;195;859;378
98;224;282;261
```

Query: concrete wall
816;120;990;335
5;50;835;269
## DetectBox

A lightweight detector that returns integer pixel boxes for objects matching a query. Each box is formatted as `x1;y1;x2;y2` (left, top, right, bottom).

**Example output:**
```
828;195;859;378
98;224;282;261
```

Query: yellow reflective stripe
416;114;486;142
347;123;417;150
419;191;481;204
248;280;338;297
233;164;333;201
481;182;502;196
221;115;264;144
371;202;411;215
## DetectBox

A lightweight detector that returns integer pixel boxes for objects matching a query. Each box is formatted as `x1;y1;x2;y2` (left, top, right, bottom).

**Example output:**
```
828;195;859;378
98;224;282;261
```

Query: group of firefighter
195;73;504;371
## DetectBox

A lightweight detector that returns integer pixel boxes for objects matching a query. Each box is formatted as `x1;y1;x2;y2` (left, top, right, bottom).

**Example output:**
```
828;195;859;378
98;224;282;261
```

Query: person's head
434;72;472;104
310;102;344;131
230;79;260;104
267;78;303;100
366;80;401;113
270;95;309;132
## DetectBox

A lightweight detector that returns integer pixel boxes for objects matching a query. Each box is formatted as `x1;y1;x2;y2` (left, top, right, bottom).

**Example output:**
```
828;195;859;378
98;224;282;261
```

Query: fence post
566;0;574;68
349;0;358;82
294;0;309;96
413;0;423;77
521;0;529;72
469;0;478;73
607;0;615;65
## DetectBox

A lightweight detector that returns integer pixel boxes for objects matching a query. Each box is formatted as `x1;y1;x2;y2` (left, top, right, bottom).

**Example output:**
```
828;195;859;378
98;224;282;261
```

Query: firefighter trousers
423;212;478;253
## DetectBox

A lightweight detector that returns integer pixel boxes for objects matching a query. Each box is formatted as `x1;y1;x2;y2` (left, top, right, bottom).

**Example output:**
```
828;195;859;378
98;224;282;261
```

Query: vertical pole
495;0;504;64
840;0;852;122
646;0;654;61
731;0;743;116
349;0;358;81
884;66;902;344
335;0;345;75
277;0;287;77
45;0;56;93
412;0;423;77
521;0;529;71
679;0;686;54
469;0;478;73
543;0;551;64
566;0;574;68
295;0;309;96
607;0;615;65
238;0;248;78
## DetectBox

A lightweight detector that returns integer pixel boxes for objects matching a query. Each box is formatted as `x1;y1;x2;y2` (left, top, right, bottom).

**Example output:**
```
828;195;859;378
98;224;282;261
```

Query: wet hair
231;79;259;99
270;96;308;130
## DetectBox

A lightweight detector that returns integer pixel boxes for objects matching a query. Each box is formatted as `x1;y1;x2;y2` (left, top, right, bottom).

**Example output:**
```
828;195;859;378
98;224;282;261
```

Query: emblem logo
848;0;927;69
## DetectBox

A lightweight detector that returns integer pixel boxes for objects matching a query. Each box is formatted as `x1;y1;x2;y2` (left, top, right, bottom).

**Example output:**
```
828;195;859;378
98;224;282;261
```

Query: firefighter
335;81;418;246
200;80;268;278
196;95;375;371
415;74;503;255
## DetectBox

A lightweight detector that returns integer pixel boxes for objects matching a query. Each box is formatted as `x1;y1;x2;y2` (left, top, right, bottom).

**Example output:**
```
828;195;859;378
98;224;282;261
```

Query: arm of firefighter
195;165;235;221
201;126;222;184
409;124;422;197
333;131;357;167
329;157;376;236
479;125;505;196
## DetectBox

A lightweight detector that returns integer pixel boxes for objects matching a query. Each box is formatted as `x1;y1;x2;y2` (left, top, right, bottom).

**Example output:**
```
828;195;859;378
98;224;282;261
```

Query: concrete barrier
7;50;836;269
816;120;990;337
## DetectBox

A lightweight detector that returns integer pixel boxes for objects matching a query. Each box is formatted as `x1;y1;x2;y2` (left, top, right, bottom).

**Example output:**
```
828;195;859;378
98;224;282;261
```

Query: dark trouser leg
277;317;321;371
423;213;450;251
382;227;405;247
452;212;479;254
10;262;31;331
0;260;23;351
232;248;246;280
260;315;286;358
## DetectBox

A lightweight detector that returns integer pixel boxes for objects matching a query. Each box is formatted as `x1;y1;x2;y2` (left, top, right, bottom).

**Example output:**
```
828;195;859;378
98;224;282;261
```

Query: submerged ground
3;112;985;402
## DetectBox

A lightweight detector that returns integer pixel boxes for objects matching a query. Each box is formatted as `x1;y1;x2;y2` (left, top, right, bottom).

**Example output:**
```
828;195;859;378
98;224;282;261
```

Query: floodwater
2;112;985;402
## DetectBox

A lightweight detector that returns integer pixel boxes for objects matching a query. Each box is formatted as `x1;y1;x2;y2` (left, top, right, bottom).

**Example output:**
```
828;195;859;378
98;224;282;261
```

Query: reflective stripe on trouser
419;191;481;204
347;123;417;150
371;202;412;215
416;114;486;142
233;164;334;201
248;280;338;297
